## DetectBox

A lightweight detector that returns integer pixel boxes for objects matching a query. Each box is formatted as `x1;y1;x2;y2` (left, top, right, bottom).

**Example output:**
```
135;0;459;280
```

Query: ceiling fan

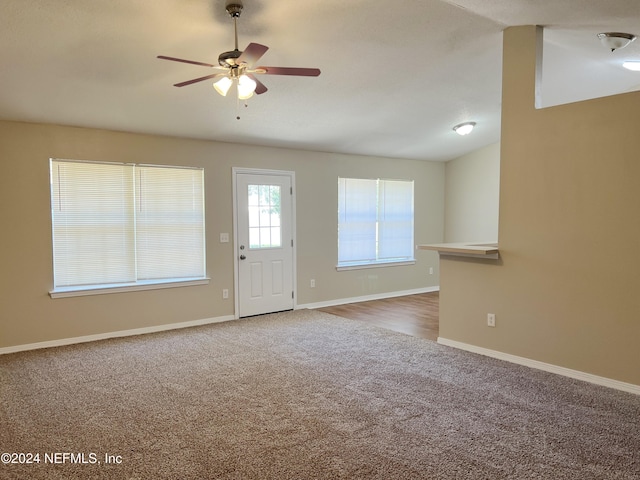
157;0;321;101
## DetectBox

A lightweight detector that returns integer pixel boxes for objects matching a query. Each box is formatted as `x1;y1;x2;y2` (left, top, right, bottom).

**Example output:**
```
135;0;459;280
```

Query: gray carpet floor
1;309;639;479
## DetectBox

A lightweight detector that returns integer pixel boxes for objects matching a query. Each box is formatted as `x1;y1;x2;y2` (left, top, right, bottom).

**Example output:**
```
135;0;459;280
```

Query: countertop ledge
417;243;499;258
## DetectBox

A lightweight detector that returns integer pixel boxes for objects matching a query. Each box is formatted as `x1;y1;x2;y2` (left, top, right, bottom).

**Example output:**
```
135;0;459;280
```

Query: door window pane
248;184;282;249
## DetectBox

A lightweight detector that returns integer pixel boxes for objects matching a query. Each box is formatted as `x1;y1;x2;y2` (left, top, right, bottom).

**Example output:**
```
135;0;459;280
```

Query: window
49;159;206;296
337;177;415;269
248;184;282;249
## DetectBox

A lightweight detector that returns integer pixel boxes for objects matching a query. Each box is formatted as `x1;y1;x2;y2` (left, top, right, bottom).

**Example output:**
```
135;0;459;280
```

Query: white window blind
338;177;414;267
136;165;205;280
50;159;205;292
378;180;414;260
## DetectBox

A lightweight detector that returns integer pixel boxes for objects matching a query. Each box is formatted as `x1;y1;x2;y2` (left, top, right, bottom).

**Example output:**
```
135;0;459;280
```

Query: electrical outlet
429;267;434;275
487;313;496;327
222;289;229;299
310;279;315;288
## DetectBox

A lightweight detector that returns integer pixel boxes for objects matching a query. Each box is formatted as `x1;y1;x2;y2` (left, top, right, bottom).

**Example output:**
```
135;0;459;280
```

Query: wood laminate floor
317;291;439;341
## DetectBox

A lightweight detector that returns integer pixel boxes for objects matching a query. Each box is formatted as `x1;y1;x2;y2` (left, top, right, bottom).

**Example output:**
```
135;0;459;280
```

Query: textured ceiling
1;0;639;161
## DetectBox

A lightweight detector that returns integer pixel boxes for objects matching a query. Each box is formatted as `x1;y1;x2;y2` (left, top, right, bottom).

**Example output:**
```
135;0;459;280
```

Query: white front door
234;170;295;317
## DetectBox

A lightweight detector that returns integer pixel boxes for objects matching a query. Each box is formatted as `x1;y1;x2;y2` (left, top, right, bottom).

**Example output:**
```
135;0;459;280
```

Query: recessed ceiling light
453;122;476;136
623;61;640;71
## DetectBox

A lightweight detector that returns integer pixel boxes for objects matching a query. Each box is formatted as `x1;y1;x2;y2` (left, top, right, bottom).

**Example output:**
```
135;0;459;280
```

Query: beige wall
444;142;500;243
0;121;443;349
439;26;640;385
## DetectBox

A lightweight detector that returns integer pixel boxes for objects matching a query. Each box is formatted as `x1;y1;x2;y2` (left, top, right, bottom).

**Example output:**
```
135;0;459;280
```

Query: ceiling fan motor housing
218;50;242;67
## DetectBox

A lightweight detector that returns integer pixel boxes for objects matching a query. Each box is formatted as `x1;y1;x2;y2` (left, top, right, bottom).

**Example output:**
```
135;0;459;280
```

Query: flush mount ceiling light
453;122;476;136
597;32;637;52
623;61;640;71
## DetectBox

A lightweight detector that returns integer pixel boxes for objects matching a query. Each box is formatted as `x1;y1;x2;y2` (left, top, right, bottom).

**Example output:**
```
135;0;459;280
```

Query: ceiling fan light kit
213;76;233;96
597;32;636;52
237;74;257;100
157;0;320;110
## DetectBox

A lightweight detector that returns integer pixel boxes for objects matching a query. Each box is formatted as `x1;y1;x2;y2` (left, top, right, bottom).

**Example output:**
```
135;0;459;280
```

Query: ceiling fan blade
174;73;225;88
247;74;268;95
256;66;321;77
237;43;269;67
157;55;216;68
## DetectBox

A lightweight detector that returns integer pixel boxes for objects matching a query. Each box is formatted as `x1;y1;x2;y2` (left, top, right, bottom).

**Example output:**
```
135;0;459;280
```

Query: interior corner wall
0;121;444;349
444;142;500;243
438;25;640;386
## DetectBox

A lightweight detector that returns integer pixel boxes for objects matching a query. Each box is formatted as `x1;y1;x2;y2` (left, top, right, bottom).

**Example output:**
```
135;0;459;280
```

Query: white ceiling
1;0;640;161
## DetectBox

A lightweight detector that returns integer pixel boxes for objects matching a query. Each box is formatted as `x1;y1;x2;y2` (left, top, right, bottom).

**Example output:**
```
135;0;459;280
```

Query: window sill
49;278;210;299
336;259;416;271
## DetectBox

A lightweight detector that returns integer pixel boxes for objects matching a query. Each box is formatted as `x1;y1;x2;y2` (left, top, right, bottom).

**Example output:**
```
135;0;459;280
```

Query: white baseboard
299;286;439;310
0;286;439;354
437;337;640;396
0;315;236;355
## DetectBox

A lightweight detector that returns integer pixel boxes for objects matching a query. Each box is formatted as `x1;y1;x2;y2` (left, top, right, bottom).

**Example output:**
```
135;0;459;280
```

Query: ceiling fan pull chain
236;96;250;121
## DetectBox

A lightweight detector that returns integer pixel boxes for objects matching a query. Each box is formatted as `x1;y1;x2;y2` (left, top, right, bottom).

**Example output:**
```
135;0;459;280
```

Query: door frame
232;167;297;319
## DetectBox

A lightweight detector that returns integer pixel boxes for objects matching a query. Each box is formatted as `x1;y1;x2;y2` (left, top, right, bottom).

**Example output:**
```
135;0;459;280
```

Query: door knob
240;254;246;260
